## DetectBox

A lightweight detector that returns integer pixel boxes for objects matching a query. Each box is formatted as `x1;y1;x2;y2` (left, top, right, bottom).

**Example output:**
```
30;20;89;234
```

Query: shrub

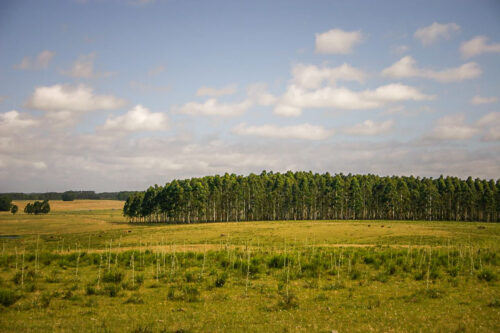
183;286;200;302
0;289;20;307
488;298;500;308
350;270;361;280
102;270;124;284
12;272;22;285
38;292;52;308
86;284;96;295
477;269;497;282
104;284;120;297
277;291;298;309
214;272;228;287
184;271;196;283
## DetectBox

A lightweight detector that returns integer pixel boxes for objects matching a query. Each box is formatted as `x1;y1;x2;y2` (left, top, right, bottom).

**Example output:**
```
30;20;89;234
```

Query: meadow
0;200;499;332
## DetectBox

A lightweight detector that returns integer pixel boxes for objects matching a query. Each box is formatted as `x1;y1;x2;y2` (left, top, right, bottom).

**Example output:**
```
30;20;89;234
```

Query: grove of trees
123;171;500;223
0;195;12;211
24;200;51;215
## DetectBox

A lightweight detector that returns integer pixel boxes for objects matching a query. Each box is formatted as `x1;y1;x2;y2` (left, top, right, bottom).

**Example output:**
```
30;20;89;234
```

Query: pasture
0;200;499;332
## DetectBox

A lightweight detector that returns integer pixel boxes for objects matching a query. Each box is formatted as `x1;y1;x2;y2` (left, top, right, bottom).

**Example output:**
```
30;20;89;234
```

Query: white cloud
246;83;277;106
33;161;47;170
470;96;497;105
0;110;38;132
414;22;460;46
291;63;366;90
460;36;500;58
476;112;500;127
274;83;434;117
25;84;126;112
196;84;238;97
382;56;481;82
274;104;302;117
176;98;252;117
233;123;333;140
315;29;363;54
424;114;479;141
13;50;55;70
61;53;112;79
100;105;168;132
344;119;395;136
482;127;500;141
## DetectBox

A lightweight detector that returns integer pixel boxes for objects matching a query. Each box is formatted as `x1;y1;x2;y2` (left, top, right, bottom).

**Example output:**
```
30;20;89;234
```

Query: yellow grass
12;199;124;212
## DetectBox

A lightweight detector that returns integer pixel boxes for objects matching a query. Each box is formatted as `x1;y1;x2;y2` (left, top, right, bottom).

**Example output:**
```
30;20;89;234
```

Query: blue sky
0;0;499;192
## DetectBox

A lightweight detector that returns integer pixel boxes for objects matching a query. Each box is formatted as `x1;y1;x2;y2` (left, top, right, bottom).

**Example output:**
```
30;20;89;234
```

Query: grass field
0;201;499;332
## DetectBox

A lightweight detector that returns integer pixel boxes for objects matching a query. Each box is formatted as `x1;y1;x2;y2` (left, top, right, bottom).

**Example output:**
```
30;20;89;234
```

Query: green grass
0;201;499;332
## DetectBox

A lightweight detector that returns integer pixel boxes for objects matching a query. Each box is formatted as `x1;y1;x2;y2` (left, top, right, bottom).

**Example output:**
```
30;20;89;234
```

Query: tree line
0;191;135;201
123;171;499;223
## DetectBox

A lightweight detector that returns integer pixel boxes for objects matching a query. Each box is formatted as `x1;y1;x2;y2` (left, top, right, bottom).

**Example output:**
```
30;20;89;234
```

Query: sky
0;0;500;192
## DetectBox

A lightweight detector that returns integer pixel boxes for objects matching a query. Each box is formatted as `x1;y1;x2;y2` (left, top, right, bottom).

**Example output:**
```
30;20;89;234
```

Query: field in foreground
0;201;499;332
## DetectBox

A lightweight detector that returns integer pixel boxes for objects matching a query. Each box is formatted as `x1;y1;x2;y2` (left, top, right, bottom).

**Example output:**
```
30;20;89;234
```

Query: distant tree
10;204;18;215
62;192;75;201
0;195;12;211
24;200;50;215
40;200;50;214
24;203;34;214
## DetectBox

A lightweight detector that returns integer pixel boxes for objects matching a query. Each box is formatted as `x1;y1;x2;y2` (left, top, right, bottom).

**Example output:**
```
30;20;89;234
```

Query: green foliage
214;272;228;287
103;284;120;297
0;289;20;307
477;269;497;282
0;195;12;211
61;192;75;201
102;270;124;284
124;172;500;223
24;200;51;215
10;204;18;215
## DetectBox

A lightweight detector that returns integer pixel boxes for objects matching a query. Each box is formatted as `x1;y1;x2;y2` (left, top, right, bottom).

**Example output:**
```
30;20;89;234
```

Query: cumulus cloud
470;96;497;105
477;112;500;141
274;83;434;117
424;114;479;141
291;63;366;90
175;98;252;116
13;50;55;70
344;120;395;136
315;29;363;54
414;22;460;46
196;84;238;97
61;53;112;79
232;123;333;140
476;112;500;127
246;83;277;106
460;36;500;59
100;105;168;132
33;161;47;170
382;56;481;82
25;84;126;112
0;110;38;132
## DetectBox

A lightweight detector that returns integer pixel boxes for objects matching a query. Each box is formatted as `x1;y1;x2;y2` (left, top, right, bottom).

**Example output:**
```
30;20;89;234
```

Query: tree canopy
0;195;12;211
24;200;51;215
124;171;500;223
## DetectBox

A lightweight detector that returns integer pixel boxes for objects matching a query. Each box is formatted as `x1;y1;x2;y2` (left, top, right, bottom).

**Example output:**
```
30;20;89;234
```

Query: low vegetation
0;200;498;332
